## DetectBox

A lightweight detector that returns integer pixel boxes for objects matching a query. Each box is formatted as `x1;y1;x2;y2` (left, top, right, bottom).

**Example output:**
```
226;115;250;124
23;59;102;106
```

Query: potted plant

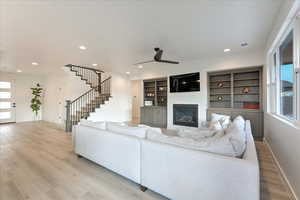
30;83;43;120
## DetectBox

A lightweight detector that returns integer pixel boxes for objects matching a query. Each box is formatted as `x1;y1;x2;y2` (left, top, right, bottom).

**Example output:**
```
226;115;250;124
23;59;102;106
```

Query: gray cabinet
141;77;168;128
141;106;167;128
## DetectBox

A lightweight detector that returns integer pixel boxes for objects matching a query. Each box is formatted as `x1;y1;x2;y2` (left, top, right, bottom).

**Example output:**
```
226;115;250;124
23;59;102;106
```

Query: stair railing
65;64;104;89
64;64;111;132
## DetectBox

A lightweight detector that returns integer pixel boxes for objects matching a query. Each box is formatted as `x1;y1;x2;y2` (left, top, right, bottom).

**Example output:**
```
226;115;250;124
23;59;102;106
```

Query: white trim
267;11;300;122
265;112;300;130
264;138;299;200
268;1;300;54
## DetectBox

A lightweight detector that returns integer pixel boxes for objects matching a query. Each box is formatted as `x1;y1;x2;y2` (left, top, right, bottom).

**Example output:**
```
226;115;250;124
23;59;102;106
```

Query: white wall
43;70;132;126
88;73;132;122
133;50;264;129
264;0;300;199
42;69;91;126
0;72;44;122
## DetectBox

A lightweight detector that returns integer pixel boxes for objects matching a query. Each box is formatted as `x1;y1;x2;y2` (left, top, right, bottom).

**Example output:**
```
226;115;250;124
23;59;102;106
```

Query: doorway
0;79;16;123
131;80;142;124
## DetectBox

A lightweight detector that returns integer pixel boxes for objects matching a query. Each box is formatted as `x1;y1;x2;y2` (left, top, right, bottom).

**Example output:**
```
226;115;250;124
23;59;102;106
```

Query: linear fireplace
173;104;198;127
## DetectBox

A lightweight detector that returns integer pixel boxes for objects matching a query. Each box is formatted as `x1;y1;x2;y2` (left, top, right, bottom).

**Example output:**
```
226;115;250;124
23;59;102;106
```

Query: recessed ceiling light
17;69;22;73
224;48;231;52
138;65;143;69
241;42;248;47
126;71;130;74
92;63;98;67
79;45;87;50
32;62;39;66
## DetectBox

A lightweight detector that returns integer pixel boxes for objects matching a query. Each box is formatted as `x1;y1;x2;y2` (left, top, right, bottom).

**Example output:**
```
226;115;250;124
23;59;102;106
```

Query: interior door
0;79;16;123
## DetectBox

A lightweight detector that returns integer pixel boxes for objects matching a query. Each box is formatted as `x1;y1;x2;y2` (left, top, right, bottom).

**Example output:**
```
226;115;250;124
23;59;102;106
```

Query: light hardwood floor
0;121;296;200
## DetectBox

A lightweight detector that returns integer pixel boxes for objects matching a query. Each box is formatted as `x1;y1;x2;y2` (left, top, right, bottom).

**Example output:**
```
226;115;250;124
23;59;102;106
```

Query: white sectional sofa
73;120;259;200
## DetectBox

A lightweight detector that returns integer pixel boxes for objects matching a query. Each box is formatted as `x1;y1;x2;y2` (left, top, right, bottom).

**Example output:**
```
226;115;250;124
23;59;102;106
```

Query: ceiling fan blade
154;50;163;61
133;60;155;65
158;60;179;64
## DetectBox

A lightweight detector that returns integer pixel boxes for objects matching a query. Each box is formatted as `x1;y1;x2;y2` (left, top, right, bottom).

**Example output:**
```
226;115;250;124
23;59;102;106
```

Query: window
0;82;11;89
279;31;294;119
0;112;11;119
0;102;11;109
269;17;299;122
0;92;11;99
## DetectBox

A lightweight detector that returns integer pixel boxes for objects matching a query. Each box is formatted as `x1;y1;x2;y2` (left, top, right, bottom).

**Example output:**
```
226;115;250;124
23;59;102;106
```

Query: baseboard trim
263;138;299;200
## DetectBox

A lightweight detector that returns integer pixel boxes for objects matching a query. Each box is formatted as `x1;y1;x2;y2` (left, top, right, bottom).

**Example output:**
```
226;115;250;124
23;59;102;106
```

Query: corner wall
88;73;132;122
42;69;91;126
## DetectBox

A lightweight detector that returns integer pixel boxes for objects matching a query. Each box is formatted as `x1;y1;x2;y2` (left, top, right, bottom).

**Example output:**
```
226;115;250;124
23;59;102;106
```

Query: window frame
268;15;300;124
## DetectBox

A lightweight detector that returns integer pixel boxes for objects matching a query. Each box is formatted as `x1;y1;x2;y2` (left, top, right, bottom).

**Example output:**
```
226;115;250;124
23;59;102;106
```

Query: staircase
64;64;111;131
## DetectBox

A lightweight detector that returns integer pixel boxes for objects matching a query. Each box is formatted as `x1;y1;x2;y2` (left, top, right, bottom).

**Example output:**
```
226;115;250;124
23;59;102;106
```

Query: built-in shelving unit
209;73;232;108
141;77;168;128
143;78;168;106
207;66;264;140
208;68;261;110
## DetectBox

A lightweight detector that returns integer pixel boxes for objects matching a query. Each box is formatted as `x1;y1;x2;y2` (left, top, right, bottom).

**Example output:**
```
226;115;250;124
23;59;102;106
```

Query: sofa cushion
147;129;244;157
138;124;162;134
106;123;147;138
231;115;246;130
210;113;231;129
223;116;247;157
79;119;106;130
176;129;219;141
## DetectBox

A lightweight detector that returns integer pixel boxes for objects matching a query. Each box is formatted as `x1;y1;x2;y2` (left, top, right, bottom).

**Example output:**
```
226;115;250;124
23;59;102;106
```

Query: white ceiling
0;0;282;75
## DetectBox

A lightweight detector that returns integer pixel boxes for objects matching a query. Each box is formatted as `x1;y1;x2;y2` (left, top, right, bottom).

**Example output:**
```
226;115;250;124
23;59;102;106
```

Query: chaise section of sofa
140;120;259;200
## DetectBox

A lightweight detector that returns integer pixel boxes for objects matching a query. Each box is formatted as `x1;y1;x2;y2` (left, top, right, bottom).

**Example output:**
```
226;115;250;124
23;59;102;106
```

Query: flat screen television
170;72;200;93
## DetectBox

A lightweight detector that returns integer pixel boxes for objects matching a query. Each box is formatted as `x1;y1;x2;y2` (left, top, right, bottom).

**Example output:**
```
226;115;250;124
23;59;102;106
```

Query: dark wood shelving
210;100;231;102
210;86;231;89
234;78;259;81
234;93;259;95
234;84;259;88
210;80;231;83
210;93;231;96
208;66;263;140
143;78;168;107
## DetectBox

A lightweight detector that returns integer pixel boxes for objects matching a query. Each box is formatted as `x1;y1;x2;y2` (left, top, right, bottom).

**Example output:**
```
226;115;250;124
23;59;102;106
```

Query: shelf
234;78;259;81
210;93;231;96
234;93;259;95
210;86;231;89
234;84;259;88
234;101;259;103
210;80;231;83
210;100;231;102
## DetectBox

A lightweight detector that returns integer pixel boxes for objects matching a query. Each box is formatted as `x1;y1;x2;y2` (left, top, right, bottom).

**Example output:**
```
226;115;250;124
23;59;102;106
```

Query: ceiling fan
134;48;179;65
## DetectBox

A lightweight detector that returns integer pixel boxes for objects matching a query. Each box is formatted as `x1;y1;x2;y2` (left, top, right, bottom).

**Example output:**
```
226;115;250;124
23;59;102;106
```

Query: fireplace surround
173;104;198;127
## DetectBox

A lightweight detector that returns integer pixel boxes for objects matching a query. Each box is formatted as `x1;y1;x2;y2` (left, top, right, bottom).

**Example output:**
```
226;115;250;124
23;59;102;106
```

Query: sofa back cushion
210;113;231;129
79;119;106;130
107;123;147;138
224;116;247;157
